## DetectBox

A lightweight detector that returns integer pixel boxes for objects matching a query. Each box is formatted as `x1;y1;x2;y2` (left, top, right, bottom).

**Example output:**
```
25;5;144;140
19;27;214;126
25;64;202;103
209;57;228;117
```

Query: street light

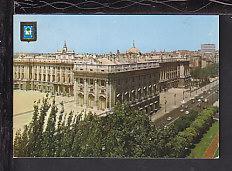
174;93;176;106
189;84;192;97
182;90;185;101
164;99;167;113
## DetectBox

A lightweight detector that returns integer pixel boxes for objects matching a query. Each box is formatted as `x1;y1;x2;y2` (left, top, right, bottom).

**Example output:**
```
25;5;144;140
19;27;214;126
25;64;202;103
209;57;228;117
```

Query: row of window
117;86;156;102
14;65;72;71
117;74;158;87
160;70;178;80
79;87;106;95
15;72;72;83
77;78;106;86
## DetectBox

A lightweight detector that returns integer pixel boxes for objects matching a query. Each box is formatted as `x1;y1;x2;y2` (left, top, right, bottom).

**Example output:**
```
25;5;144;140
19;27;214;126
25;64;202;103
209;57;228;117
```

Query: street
151;79;219;128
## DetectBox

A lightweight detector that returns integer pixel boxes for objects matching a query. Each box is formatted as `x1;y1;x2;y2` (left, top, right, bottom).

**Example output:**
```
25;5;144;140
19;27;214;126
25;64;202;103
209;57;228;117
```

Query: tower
62;41;67;53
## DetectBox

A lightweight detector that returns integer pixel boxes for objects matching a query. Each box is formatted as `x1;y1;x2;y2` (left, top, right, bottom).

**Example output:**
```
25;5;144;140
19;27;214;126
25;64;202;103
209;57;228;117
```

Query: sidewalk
151;79;219;122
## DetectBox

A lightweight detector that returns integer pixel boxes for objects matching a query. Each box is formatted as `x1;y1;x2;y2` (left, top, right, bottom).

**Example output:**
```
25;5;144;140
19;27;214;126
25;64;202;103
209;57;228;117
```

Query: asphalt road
153;83;219;128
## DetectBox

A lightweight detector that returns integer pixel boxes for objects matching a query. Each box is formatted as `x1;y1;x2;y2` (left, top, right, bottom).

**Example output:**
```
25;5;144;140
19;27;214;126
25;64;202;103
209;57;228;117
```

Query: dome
126;41;140;54
127;47;140;54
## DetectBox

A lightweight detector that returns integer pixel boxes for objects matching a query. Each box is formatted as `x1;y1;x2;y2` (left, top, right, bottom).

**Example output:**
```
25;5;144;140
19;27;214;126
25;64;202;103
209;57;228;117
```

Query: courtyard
13;90;76;136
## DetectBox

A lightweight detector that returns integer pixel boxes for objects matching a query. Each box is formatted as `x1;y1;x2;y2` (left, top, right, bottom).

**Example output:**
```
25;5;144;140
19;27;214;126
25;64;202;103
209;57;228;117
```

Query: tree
13;129;22;157
28;96;50;157
42;99;58;157
54;102;65;157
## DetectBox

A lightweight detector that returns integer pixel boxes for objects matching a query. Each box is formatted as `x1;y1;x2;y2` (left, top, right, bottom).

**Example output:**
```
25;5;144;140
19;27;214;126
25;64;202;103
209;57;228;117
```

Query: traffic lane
154;89;218;128
153;85;219;128
171;85;219;124
156;86;219;128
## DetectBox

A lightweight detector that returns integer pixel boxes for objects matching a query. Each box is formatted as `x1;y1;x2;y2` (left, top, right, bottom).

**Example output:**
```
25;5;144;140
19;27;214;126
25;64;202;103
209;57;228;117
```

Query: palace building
13;42;75;96
13;42;191;115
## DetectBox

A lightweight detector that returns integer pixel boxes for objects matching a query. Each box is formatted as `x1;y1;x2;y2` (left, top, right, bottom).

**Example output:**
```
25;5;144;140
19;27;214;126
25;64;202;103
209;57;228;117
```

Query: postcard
13;15;219;158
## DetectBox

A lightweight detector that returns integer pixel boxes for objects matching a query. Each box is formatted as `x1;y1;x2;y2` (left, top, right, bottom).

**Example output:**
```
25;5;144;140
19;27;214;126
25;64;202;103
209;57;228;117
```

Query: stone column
60;67;62;84
106;80;109;109
41;66;44;82
37;66;39;81
111;81;116;106
55;66;57;82
45;66;48;82
84;78;87;108
94;79;98;110
108;80;112;109
65;67;68;83
74;78;77;107
31;65;34;81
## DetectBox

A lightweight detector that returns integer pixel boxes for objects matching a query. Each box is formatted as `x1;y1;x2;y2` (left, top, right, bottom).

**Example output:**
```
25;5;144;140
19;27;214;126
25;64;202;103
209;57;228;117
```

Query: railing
147;57;189;63
74;62;160;73
14;58;74;64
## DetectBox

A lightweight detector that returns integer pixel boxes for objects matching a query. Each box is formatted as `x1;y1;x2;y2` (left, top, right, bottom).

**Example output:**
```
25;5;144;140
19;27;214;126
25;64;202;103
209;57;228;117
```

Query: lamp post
164;99;167;113
189;82;192;97
174;93;176;106
182;90;185;101
190;78;194;97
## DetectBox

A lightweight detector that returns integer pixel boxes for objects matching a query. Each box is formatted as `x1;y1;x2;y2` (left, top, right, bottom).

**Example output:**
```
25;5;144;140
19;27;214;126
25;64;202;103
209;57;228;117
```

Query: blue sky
14;15;219;54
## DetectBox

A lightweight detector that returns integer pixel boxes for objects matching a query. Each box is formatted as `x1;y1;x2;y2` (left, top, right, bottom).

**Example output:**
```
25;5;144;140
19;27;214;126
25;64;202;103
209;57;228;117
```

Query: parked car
185;111;189;115
167;117;172;121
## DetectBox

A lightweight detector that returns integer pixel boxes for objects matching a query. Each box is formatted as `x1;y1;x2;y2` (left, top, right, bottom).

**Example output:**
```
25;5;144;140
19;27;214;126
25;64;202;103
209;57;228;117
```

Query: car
200;96;204;99
167;117;172;121
198;99;202;102
185;105;188;109
185;111;189;115
180;109;184;112
204;99;208;102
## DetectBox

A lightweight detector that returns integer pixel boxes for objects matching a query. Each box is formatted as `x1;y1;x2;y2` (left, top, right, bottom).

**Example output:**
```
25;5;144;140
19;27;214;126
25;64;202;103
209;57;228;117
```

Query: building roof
126;40;140;54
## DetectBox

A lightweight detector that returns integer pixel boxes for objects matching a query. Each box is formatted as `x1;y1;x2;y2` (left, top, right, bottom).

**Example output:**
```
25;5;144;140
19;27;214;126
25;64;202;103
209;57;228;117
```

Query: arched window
78;93;84;107
99;96;106;111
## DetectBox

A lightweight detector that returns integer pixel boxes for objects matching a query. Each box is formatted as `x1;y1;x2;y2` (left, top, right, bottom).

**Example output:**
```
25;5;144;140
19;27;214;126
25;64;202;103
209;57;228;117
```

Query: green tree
13;129;22;157
42;99;58;156
30;96;50;157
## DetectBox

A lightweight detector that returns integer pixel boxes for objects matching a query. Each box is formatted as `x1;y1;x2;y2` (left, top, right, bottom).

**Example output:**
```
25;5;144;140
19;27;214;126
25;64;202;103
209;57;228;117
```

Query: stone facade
13;42;191;115
13;43;75;96
73;62;161;115
73;58;190;115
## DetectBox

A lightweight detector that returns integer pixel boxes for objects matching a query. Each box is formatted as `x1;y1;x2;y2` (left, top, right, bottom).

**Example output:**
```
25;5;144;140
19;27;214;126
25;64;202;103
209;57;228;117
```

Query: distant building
200;44;218;68
201;44;216;54
189;55;202;68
